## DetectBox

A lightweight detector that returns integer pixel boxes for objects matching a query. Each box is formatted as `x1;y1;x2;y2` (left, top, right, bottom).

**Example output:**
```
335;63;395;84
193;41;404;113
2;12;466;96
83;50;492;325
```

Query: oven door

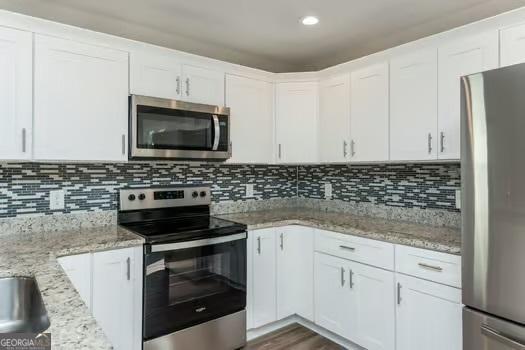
143;233;246;341
130;95;231;160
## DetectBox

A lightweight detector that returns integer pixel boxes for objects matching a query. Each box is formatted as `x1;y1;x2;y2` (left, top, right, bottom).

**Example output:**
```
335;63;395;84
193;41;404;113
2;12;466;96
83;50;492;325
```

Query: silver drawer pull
418;262;443;272
339;245;356;252
481;324;525;349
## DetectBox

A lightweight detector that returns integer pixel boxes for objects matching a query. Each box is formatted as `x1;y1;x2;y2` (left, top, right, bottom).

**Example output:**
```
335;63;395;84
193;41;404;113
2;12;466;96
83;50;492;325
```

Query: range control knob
192;191;199;198
138;193;146;200
128;194;136;201
200;191;207;198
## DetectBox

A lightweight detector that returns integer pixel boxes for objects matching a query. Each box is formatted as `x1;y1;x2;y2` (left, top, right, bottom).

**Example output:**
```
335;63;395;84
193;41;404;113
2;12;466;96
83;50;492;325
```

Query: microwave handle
212;114;220;150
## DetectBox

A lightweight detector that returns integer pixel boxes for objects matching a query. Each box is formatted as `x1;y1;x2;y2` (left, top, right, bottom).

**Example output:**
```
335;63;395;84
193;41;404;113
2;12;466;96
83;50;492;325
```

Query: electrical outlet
455;189;461;209
324;183;333;200
50;190;65;210
245;184;254;198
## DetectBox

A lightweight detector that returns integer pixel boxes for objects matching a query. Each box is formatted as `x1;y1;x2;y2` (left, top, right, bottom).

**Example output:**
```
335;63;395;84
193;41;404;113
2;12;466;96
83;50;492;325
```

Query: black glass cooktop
120;215;247;244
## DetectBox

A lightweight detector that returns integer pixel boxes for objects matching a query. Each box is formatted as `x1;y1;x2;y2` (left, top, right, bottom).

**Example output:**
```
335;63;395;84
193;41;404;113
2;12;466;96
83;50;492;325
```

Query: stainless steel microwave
129;95;231;160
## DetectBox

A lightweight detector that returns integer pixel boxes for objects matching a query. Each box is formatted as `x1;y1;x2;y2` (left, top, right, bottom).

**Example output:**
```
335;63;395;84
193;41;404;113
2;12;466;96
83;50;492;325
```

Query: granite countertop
218;208;461;254
0;225;144;349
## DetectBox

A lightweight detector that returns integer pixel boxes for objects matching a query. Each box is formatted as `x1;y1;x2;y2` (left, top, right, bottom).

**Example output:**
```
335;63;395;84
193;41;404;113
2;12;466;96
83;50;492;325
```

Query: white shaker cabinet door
58;253;92;310
182;64;224;106
276;82;319;164
130;50;182;100
319;74;351;163
390;48;438;161
395;273;462;350
348;261;395;350
34;35;129;161
438;31;499;160
0;27;32;160
501;22;525;67
225;74;274;163
276;226;314;321
251;228;277;328
350;62;389;162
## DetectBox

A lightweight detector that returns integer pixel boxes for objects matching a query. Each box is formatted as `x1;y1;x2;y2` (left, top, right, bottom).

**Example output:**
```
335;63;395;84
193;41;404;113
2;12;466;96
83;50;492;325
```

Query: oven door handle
150;232;247;253
212;114;220;151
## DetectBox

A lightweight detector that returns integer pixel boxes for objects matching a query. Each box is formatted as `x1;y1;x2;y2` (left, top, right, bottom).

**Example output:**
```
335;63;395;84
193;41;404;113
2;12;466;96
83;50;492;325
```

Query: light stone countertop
218;208;461;255
0;225;144;349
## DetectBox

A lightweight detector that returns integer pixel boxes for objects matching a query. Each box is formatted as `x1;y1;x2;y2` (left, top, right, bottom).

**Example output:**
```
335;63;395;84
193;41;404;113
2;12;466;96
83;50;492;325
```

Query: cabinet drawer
314;229;394;270
395;245;461;288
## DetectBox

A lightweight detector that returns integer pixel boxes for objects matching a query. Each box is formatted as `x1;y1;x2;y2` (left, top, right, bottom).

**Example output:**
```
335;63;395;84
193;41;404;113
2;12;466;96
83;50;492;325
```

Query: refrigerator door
464;307;525;350
462;63;525;324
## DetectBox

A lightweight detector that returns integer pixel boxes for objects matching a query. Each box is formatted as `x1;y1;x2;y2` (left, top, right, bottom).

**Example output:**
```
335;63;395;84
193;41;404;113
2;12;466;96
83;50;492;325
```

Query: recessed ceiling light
302;16;319;26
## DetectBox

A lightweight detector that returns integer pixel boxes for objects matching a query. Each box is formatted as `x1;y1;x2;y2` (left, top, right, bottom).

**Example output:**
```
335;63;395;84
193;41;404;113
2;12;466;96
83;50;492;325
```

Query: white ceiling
2;0;525;72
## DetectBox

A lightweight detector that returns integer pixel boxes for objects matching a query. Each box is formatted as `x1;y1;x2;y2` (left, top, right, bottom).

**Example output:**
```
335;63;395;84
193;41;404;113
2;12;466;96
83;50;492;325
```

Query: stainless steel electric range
118;186;247;350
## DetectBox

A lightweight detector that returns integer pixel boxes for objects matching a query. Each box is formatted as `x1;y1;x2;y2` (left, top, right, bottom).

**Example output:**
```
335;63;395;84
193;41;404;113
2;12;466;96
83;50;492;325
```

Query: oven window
136;105;214;150
143;238;246;340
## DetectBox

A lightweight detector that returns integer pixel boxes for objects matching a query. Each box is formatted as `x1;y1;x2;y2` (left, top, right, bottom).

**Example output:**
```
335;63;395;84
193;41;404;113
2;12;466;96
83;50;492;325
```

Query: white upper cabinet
130;50;182;100
225;74;274;163
390;48;438;161
182;64;224;106
0;27;32;160
276;226;314;321
276;82;319;163
501;22;525;67
350;63;390;162
319;74;351;163
34;35;129;161
438;32;499;160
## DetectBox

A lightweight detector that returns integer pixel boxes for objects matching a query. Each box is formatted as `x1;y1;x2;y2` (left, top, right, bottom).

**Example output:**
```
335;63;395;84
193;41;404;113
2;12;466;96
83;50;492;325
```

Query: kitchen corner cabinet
0;27;32;160
276;82;319;163
319;74;351;163
501;22;525;67
395;273;462;350
130;51;225;106
350;63;390;162
34;35;129;161
225;74;274;163
57;253;92;310
437;31;499;160
390;48;438;161
276;226;314;321
250;228;277;328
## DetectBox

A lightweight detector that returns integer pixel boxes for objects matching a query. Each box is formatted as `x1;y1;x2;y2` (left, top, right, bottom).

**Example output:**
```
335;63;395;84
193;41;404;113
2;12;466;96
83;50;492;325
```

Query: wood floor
244;324;344;350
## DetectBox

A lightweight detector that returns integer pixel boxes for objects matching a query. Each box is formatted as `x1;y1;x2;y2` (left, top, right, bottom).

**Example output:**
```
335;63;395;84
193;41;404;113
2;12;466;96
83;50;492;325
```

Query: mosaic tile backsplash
298;163;461;212
0;162;460;219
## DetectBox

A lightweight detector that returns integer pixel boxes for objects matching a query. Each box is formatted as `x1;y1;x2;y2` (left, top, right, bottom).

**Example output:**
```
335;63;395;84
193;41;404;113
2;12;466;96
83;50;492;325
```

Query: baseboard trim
247;315;363;349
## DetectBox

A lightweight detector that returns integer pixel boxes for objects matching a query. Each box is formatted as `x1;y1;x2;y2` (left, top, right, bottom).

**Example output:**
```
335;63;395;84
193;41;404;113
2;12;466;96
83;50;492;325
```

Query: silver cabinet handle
126;257;131;281
427;133;433;154
440;131;445;153
340;267;345;287
185;78;190;96
278;144;282;159
339;245;356;252
21;128;27;153
350;140;356;157
481;325;525;349
279;233;284;251
397;282;402;305
257;237;261;255
349;269;354;289
343;140;348;158
121;134;126;155
418;262;443;272
176;76;181;95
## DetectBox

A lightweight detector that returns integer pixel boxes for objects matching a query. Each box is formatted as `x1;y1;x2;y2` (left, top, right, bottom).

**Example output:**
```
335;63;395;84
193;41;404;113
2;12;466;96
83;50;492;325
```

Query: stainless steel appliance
118;186;247;350
129;95;231;160
462;63;525;349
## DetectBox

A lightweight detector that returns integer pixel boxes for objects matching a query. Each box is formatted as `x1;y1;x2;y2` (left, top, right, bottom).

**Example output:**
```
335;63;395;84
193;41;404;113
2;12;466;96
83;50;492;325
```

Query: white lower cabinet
395;273;462;350
250;228;277;328
58;247;142;350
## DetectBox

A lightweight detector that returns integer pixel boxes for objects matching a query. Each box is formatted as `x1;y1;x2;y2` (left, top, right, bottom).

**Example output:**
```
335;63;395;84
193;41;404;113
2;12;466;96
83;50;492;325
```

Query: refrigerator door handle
481;324;525;349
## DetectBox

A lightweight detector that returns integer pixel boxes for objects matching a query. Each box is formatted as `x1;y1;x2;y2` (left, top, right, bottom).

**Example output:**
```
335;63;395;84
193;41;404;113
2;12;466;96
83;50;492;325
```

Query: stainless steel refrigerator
462;63;525;349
